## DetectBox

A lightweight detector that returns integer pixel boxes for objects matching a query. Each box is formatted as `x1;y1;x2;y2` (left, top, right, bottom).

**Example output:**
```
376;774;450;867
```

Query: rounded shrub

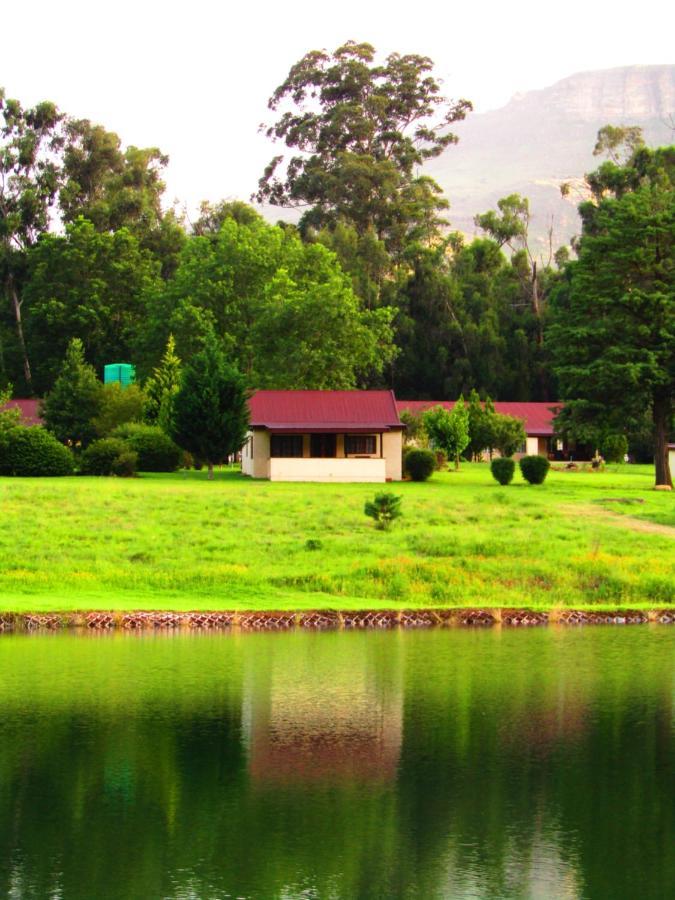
111;450;138;478
404;448;436;482
491;456;515;485
112;423;181;472
0;426;74;476
519;454;550;485
80;438;130;476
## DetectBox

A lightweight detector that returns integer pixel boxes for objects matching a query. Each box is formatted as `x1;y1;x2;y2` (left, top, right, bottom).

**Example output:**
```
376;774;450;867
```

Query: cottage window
310;434;336;457
345;435;376;455
270;435;303;458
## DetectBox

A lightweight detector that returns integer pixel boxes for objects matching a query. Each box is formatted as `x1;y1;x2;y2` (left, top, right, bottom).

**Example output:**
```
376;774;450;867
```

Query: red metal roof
396;400;562;436
249;390;402;431
0;399;42;426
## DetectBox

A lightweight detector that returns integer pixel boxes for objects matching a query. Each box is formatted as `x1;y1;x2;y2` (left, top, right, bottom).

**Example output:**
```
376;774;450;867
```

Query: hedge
80;438;135;476
111;423;182;472
0;426;74;477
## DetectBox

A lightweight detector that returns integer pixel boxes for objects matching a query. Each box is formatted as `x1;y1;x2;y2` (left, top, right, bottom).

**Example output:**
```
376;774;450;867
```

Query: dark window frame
310;433;337;458
345;434;377;455
270;434;304;458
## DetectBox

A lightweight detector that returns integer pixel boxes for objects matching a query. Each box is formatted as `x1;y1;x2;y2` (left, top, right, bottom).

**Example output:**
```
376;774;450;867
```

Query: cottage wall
383;431;403;481
269;457;386;482
242;428;402;482
241;429;270;478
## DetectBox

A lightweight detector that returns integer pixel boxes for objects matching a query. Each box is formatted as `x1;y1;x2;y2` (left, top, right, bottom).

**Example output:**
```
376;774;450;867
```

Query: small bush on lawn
600;433;628;464
112;423;181;472
364;493;403;531
491;457;515;485
404;448;436;482
80;438;130;476
0;426;74;476
304;539;323;551
111;450;138;478
519;454;550;485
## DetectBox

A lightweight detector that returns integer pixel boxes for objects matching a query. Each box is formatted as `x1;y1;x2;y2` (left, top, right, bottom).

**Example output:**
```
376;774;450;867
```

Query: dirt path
561;503;675;537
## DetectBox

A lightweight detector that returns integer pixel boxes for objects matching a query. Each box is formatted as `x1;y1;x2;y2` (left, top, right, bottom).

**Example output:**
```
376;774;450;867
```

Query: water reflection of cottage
241;635;403;784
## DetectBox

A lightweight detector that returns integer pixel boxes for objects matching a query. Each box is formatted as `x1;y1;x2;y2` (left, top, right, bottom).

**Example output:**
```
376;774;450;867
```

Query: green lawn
0;463;672;612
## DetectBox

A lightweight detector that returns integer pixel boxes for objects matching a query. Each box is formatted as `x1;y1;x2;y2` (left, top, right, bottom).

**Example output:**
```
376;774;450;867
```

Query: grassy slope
0;463;672;612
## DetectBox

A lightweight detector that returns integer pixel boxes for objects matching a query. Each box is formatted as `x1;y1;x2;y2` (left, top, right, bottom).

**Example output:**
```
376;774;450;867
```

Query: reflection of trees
391;628;675;899
0;632;406;898
0;629;671;898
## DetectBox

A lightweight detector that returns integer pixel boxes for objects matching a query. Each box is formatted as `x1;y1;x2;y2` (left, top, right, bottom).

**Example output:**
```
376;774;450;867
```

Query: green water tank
104;363;136;387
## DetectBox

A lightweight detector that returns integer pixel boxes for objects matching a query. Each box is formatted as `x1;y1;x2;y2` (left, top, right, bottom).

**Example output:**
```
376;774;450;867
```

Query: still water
0;627;672;899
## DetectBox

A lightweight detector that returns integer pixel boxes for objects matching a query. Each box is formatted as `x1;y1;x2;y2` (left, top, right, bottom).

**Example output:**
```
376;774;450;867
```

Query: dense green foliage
0;425;74;476
549;145;674;486
364;492;403;531
0;386;20;436
111;423;181;472
423;399;470;468
24;219;162;392
404;448;436;481
110;449;138;477
464;390;526;458
1;53;563;406
80;437;134;476
92;382;145;436
490;457;515;485
139;216;396;388
41;338;102;447
491;413;527;458
519;454;550;485
0;89;63;390
171;340;249;479
2;63;672;461
255;41;471;256
143;334;182;432
600;433;629;464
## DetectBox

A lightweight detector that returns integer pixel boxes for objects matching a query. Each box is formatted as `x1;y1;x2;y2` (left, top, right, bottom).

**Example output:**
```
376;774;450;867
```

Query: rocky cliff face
428;65;675;250
509;65;675;120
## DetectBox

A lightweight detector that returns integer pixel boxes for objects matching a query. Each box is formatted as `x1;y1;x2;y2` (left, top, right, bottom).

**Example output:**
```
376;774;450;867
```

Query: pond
0;627;672;899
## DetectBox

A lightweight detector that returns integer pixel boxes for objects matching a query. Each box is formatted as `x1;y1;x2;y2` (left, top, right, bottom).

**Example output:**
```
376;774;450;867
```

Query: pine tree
41;338;102;447
144;335;182;434
550;178;674;487
171;338;249;480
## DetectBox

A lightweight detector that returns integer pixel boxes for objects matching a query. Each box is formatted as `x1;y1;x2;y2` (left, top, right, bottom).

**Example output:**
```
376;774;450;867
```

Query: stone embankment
0;608;672;632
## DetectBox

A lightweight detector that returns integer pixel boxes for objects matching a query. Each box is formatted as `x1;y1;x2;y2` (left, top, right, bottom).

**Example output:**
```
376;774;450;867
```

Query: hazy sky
3;0;673;216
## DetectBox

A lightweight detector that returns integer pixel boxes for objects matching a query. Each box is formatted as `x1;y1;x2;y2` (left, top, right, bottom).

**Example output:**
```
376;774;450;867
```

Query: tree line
1;41;672;483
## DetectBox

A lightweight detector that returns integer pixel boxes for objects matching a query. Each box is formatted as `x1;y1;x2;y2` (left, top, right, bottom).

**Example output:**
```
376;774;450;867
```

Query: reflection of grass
0;463;672;611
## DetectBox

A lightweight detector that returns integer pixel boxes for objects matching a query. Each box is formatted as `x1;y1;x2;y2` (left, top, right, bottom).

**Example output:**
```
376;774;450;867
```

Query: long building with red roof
396;399;563;457
242;391;580;481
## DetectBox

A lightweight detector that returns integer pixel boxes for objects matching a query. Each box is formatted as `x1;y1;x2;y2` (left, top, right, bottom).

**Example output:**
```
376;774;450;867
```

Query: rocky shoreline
0;608;672;632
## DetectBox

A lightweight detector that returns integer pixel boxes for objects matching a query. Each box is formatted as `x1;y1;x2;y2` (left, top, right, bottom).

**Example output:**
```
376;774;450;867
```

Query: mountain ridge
428;64;675;249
